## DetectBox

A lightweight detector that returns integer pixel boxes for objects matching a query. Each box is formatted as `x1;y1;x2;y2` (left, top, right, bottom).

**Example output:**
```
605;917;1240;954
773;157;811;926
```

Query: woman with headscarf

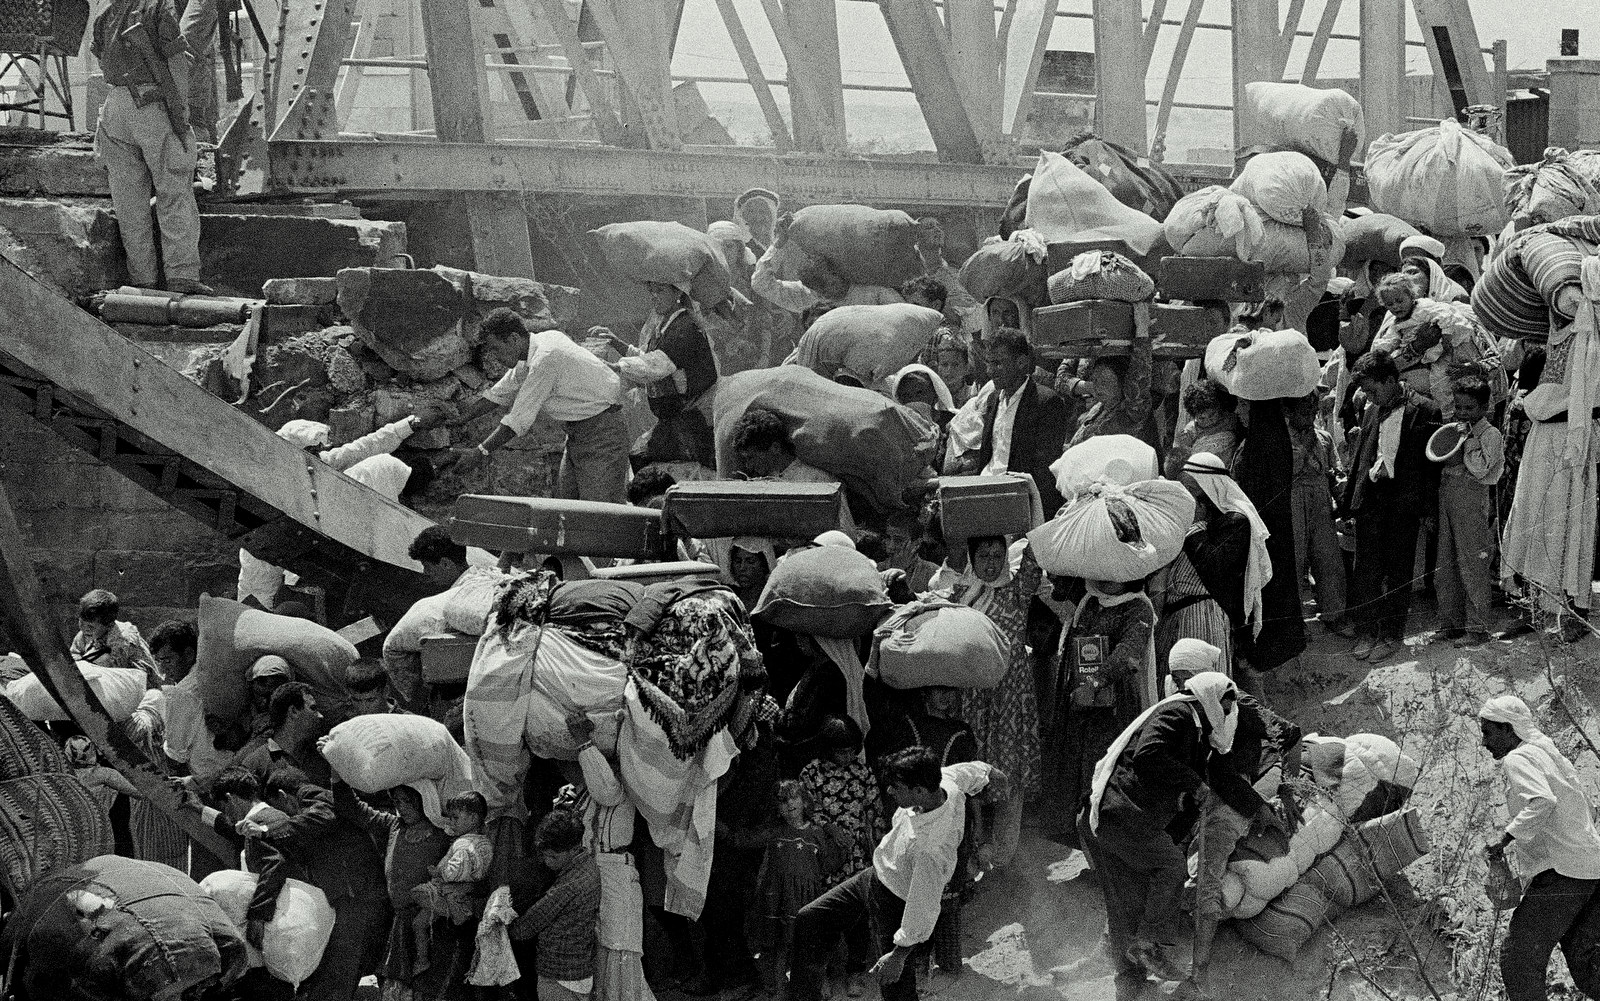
1061;353;1162;458
1078;672;1278;994
1226;393;1307;678
1168;454;1272;682
889;363;957;471
930;534;1044;866
1479;694;1600;1001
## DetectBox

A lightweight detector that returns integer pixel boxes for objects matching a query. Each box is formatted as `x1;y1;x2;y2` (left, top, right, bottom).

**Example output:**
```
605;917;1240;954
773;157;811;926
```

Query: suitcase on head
1032;300;1135;357
938;475;1037;540
661;481;844;540
588;561;723;586
1150;303;1230;359
1158;256;1267;303
420;632;477;685
449;495;668;559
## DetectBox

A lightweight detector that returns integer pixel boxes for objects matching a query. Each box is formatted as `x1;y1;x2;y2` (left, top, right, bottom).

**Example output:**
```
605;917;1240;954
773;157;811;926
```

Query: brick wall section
0;420;237;641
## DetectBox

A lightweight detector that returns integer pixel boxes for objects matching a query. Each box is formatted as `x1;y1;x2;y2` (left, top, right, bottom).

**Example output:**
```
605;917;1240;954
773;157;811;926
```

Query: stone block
407;427;452;450
325;346;367;393
92;550;236;610
0;197;128;300
432;265;579;331
104;509;228;552
263;277;341;305
30;549;96;605
201;214;407;300
338;268;472;381
100;473;175;513
373;388;426;423
261;304;333;340
328;401;376;443
15;506;109;550
13;463;106;510
0;138;109;197
453;364;486;391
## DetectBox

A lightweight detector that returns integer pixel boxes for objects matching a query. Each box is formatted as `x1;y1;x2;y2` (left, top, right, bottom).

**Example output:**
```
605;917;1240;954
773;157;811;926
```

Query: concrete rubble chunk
325;346;366;394
203;214;407;300
327;401;375;443
406;427;453;450
262;277;341;305
0;198;127;301
338;268;472;381
432;264;579;332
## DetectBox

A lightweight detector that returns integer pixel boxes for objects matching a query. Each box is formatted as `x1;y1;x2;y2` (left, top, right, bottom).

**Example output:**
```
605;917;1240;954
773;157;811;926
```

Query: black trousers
788;868;919;1001
1503;869;1600;1001
1350;507;1422;640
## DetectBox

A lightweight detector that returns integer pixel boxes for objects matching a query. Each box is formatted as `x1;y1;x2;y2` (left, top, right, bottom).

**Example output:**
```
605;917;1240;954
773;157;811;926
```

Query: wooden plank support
335;8;377;128
269;137;1029;204
1360;0;1407;137
417;0;536;278
0;477;237;871
585;0;682;149
880;0;989;163
0;253;436;623
1231;0;1281;151
1299;0;1343;84
1142;0;1169;72
766;0;846;154
270;0;359;140
1410;0;1493;118
711;0;792;151
1093;0;1149;153
533;0;624;144
1276;0;1306;79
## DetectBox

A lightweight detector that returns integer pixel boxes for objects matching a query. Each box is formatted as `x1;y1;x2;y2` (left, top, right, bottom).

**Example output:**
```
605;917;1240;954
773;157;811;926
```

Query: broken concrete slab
202;213;407;300
0;139;108;198
263;276;340;305
0;197;127;300
337;267;473;381
327;401;376;443
432;264;579;331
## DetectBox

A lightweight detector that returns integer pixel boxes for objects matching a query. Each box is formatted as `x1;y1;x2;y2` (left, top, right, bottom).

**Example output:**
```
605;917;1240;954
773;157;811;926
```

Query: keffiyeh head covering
1182;453;1272;637
1184;670;1239;754
277;419;330;449
1480;694;1575;778
1166;638;1223;696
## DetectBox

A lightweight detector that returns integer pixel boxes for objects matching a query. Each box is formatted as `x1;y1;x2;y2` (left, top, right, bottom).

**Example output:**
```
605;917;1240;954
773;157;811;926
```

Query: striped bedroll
0;772;115;901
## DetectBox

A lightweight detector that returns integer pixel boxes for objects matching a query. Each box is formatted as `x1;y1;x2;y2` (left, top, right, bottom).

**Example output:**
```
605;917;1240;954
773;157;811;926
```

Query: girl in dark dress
1227;399;1308;678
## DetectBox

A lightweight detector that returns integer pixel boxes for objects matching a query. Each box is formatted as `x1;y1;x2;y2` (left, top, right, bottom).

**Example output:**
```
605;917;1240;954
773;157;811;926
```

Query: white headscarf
277;419;330;449
888;363;956;413
1087;669;1238;833
1166;638;1224;696
1182;452;1272;637
711;537;778;588
813;531;856;550
346;453;412;501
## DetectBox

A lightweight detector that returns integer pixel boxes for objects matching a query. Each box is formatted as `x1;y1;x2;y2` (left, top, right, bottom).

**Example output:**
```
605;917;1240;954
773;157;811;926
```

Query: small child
797;716;883;883
65;734;138;814
1433;375;1504;646
411;790;492;973
745;780;849;998
1288;391;1348;634
1169;379;1240;477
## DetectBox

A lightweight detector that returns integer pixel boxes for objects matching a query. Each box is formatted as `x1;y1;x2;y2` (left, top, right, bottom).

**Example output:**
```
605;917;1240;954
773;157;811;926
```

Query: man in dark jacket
963;328;1072;515
1342;349;1441;663
1078;672;1281;996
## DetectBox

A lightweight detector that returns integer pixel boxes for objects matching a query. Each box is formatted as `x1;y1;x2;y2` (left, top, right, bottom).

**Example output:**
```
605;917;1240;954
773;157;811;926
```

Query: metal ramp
0;252;435;624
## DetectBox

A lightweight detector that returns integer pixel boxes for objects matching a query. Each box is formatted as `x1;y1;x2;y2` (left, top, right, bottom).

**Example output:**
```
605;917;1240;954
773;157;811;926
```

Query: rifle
119;18;190;138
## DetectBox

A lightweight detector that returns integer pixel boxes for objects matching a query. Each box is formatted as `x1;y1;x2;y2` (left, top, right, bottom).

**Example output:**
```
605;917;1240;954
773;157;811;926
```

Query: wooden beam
1299;0;1343;84
1094;0;1148;153
1231;0;1281;150
585;0;682;149
880;0;989;162
270;137;1029;204
1360;0;1406;137
418;0;535;277
755;0;834;152
534;0;624;144
335;8;376;128
1410;0;1493;118
945;0;1002;139
1010;0;1060;139
711;0;792;151
1151;0;1204;161
1142;0;1169;73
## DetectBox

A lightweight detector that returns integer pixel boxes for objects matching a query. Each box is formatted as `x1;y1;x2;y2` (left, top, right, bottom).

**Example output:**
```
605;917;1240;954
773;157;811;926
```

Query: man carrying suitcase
452;308;631;505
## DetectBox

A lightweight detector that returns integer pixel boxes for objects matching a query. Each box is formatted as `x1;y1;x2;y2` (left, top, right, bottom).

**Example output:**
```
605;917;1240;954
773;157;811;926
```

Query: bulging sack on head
322;713;460;792
1049;434;1159;501
1365;119;1514;237
5;664;146;722
753;545;892;637
588;220;732;308
1026;479;1194;582
1231;151;1328;225
785;204;924;289
1204;328;1321;401
195;595;358;726
1241;82;1363;164
871;600;1008;690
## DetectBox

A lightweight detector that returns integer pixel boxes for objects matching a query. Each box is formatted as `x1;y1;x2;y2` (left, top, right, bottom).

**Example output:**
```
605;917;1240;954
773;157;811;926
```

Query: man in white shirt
1481;695;1600;1001
788;747;1007;1001
451;308;629;505
751;213;903;315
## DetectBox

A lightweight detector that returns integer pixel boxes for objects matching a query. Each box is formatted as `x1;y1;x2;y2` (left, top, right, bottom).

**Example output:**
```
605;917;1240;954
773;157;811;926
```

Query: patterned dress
798;756;884;882
939;547;1044;801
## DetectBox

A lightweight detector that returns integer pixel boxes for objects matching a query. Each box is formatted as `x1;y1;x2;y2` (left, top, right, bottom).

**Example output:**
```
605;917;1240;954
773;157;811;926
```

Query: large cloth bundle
1504;147;1600;225
1223;807;1344;918
0;771;115;904
200;870;337;988
786;204;923;288
1302;733;1420;822
1049;434;1158;500
1205;328;1321;401
6;664;145;722
1063;132;1187;221
589;221;732;308
1026;479;1194;582
196;595;358;727
322;714;477;830
713;366;938;517
959;233;1051;306
385;575;504;654
784;303;944;385
1231;151;1328;225
1241;82;1363;164
754;545;893;638
464;573;640;817
1026;150;1165;254
869;599;1008;690
1366;119;1514;237
1046;250;1156;304
1338;212;1419;266
5;856;248;1001
1249;215;1346;275
1164;186;1266;258
1471;220;1600;337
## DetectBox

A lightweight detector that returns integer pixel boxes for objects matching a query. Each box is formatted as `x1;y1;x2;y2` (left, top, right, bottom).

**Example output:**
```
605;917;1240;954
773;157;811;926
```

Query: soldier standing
90;0;212;295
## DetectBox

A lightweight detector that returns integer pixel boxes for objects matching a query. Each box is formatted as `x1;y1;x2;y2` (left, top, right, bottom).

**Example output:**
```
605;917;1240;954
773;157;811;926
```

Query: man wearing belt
453;307;630;505
90;0;211;295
